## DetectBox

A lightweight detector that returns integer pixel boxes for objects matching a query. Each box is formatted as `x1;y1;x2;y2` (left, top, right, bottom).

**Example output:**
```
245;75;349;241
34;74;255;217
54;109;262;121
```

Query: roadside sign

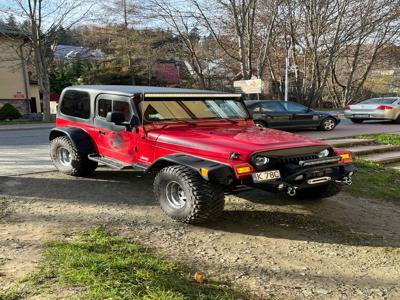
233;79;263;94
14;91;25;99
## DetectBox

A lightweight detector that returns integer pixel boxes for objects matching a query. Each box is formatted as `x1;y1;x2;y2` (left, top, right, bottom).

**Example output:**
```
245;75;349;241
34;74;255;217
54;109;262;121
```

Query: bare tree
329;0;400;106
1;0;93;120
146;0;210;88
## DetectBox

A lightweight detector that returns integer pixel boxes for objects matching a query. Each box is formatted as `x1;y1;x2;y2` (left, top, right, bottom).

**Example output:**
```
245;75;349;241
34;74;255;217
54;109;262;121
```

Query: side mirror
130;115;140;126
106;111;125;125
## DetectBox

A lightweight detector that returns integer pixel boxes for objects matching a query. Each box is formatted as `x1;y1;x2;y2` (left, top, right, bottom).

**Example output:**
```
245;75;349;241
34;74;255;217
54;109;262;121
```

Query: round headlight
318;149;330;158
254;156;270;166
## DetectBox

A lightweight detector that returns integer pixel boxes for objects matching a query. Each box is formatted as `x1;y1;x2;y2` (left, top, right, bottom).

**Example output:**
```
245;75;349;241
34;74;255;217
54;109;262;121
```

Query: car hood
148;125;328;161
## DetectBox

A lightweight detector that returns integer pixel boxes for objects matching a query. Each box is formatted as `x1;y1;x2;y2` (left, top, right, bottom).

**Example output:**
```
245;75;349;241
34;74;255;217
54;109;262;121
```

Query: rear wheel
319;117;337;131
350;118;364;123
50;136;97;176
293;182;342;200
254;120;268;128
393;115;400;124
154;165;224;224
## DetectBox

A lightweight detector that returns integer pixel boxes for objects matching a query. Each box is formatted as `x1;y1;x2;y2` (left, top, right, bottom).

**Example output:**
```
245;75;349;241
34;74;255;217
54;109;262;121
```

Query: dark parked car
246;100;341;131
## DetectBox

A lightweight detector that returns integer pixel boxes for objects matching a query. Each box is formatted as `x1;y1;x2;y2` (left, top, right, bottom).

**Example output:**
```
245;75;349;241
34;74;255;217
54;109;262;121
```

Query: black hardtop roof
65;85;241;97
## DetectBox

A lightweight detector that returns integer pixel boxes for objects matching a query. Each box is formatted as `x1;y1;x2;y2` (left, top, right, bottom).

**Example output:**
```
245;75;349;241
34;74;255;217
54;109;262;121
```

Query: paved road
299;119;400;139
0;128;54;176
1;120;399;176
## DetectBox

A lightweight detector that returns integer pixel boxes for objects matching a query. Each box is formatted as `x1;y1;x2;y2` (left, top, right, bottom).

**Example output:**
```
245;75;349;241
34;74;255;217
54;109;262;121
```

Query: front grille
280;154;319;165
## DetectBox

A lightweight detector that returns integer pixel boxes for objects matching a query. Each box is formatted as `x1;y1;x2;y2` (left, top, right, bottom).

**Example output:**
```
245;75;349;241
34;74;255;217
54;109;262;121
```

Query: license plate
252;170;281;182
353;114;369;118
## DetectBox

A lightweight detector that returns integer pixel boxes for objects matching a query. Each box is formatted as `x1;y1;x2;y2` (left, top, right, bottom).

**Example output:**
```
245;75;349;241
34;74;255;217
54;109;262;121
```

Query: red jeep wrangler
50;86;355;223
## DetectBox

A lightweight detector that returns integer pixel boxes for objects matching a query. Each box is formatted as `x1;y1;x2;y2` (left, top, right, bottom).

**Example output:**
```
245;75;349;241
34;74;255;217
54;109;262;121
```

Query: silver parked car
344;97;400;123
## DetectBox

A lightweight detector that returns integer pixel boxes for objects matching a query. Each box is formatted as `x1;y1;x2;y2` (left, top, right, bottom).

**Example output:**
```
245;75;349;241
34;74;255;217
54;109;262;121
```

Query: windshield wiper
158;119;197;129
199;118;239;124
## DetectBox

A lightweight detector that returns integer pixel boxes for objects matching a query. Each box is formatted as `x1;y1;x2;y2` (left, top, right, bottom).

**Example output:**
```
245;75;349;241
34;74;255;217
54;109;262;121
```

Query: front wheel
154;165;224;224
50;136;98;176
319;117;337;131
293;182;342;200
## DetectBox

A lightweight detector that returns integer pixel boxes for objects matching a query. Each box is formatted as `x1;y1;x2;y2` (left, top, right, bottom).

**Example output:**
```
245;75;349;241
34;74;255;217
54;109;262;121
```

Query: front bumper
240;162;355;193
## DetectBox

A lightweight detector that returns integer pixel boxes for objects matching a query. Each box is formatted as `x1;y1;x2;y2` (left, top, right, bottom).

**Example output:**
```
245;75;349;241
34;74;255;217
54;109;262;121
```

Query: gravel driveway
1;169;399;299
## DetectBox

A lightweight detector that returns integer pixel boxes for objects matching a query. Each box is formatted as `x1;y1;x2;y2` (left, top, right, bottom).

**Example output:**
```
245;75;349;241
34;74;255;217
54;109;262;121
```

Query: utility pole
284;47;290;102
123;0;135;85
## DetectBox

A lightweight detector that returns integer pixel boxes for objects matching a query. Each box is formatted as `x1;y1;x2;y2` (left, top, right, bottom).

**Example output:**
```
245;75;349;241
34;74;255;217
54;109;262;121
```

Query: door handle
99;130;106;135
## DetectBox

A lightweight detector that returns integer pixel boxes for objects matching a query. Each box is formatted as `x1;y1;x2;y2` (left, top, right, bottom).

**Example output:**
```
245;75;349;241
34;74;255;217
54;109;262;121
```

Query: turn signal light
200;168;208;178
344;105;351;110
376;105;393;110
339;153;352;164
234;164;253;175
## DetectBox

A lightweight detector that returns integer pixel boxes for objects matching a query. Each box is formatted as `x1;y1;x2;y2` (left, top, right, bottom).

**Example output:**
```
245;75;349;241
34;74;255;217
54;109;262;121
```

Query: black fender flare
147;154;234;185
49;127;97;154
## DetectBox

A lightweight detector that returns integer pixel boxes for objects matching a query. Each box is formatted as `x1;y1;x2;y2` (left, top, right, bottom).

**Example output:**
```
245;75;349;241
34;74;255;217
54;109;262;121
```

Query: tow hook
336;176;352;186
287;186;298;197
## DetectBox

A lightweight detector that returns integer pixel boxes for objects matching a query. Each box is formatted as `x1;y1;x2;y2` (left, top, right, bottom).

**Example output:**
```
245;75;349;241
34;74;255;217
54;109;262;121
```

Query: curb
0;124;55;131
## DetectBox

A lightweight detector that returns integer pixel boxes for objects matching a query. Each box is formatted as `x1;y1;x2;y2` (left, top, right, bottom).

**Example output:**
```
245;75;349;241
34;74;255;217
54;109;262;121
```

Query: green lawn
0;229;250;300
346;159;400;202
358;133;400;145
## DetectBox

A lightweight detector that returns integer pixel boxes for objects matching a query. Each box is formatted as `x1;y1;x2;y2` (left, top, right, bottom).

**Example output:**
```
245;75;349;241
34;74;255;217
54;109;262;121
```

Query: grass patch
358;133;400;145
346;159;400;201
0;228;250;300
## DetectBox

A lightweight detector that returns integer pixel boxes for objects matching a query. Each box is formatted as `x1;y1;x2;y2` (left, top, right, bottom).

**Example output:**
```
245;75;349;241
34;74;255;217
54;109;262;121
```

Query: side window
261;102;285;112
113;101;132;122
98;99;112;118
60;91;91;119
96;98;132;122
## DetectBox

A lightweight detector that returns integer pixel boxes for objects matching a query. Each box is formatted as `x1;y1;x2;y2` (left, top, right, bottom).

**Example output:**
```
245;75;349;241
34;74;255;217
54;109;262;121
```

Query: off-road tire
350;118;364;124
50;136;97;176
319;117;337;131
154;165;225;224
254;120;268;128
293;182;342;200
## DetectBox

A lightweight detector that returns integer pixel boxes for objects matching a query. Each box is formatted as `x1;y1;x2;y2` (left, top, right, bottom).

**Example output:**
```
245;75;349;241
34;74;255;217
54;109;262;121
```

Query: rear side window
60;90;91;119
281;101;308;112
259;101;285;112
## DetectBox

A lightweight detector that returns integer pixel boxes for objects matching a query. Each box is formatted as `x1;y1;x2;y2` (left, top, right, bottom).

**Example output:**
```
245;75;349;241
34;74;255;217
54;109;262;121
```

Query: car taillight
376;105;393;110
344;105;351;110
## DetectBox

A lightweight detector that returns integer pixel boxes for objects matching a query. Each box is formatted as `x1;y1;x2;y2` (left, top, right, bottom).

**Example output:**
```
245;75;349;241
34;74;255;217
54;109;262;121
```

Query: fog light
294;175;304;181
277;183;285;190
349;171;353;176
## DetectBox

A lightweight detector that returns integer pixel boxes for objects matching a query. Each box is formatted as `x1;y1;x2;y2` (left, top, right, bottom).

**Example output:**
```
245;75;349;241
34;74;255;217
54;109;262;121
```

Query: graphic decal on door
108;132;126;151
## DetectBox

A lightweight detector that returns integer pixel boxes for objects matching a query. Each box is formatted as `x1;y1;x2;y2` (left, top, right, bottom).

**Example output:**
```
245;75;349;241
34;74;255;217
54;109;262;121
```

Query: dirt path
1;170;399;299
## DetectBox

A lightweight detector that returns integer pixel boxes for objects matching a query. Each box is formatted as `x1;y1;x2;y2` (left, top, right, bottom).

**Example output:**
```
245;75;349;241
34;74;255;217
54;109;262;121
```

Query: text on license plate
252;170;281;182
353;114;369;118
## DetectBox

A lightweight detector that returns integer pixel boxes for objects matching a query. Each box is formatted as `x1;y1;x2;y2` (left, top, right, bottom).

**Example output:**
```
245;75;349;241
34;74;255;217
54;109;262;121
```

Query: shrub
0;103;22;121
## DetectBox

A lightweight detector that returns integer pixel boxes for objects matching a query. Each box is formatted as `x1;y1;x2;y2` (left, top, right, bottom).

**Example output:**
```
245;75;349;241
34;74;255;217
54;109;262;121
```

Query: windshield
140;99;248;121
360;98;397;104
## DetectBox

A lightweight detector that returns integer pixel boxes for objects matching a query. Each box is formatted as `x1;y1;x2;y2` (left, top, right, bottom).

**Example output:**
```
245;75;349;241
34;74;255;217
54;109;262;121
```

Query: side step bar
88;154;132;170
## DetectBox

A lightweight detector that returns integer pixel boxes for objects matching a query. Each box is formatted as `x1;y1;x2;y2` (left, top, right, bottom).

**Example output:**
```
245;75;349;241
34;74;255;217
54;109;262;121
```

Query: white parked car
344;97;400;123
